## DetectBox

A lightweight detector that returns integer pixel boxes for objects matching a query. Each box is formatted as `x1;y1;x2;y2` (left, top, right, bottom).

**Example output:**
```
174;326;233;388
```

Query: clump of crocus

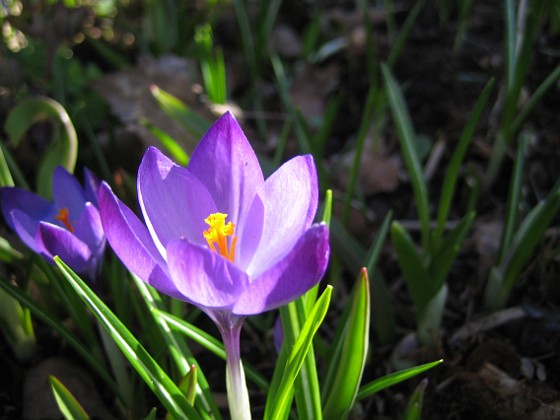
99;111;330;419
0;167;106;281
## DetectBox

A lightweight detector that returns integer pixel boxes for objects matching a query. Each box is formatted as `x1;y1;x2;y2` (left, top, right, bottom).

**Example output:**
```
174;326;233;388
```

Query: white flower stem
217;317;252;420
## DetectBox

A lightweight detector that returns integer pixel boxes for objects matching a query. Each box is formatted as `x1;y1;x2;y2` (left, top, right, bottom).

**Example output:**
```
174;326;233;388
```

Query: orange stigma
203;213;237;262
54;208;75;233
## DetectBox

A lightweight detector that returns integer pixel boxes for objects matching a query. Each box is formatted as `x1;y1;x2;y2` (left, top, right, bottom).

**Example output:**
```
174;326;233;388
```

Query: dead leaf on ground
94;54;214;155
336;136;401;196
290;63;339;127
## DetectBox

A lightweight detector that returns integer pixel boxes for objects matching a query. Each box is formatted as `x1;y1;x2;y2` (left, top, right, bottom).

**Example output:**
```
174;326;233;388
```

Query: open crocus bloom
99;111;330;321
1;167;105;280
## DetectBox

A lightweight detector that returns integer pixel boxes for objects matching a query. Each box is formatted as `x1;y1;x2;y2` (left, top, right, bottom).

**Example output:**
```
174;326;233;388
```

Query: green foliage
150;85;211;140
194;24;227;105
49;376;90;420
383;65;490;344
402;379;428;420
322;269;370;419
54;257;201;419
487;0;560;184
4;97;78;197
265;286;333;420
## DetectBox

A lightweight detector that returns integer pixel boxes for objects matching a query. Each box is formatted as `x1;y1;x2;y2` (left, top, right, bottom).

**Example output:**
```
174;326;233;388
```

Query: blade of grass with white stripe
49;376;90;420
322;268;370;418
156;309;269;392
264;286;333;420
53;257;200;420
278;296;322;420
132;275;219;419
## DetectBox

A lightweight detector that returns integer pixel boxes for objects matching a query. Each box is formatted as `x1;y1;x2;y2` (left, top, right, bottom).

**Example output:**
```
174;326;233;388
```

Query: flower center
203;212;237;262
54;208;75;233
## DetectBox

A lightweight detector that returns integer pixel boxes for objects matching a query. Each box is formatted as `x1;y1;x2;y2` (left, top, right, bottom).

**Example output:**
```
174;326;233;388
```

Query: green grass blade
270;54;313;156
264;286;333;420
315;94;342;155
321;189;333;227
390;221;432;312
232;0;256;78
322;269;370;418
150;85;210;139
504;0;516;91
497;135;527;263
433;78;494;246
0;140;15;187
402;378;428;420
184;365;198;406
0;235;24;263
357;359;442;400
363;211;392;275
431;211;475;290
342;85;377;224
511;63;560;135
0;142;28;189
4;98;78;198
453;0;475;52
49;375;90;420
363;212;395;344
330;217;366;271
0;287;36;361
141;118;189;166
156;309;269;392
53;257;200;420
131;275;220;419
488;189;560;308
387;0;427;68
278;297;322;420
382;64;431;251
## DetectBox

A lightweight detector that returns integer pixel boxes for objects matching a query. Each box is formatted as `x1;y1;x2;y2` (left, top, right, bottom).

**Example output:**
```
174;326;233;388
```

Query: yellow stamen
54;208;75;233
203;213;237;262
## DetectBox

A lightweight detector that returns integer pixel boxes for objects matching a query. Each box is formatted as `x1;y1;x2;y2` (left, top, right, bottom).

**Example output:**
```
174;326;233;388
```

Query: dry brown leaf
94;55;214;155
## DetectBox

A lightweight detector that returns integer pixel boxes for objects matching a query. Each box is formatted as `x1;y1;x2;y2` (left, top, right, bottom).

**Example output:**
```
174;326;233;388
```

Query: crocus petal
98;183;182;299
167;239;249;310
52;167;86;220
38;223;92;272
233;223;329;316
9;209;45;254
187;112;264;225
83;168;101;206
240;155;318;275
138;147;216;254
0;187;54;231
74;203;105;254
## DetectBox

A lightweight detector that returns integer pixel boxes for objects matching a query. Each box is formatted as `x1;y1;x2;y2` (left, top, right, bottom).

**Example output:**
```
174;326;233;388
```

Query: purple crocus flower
1;167;105;280
99;111;330;419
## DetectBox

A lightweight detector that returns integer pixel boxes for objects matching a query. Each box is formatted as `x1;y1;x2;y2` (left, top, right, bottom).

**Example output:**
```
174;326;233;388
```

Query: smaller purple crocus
0;167;106;280
99;111;330;419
